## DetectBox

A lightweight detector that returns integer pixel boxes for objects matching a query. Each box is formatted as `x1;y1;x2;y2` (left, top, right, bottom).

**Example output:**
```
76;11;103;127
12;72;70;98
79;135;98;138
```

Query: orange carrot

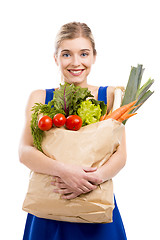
118;112;137;122
118;105;137;117
100;115;106;121
117;102;141;122
100;107;113;121
104;100;137;120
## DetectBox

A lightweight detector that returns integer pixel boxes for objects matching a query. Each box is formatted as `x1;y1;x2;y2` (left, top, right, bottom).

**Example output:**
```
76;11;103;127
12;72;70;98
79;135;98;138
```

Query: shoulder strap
98;86;108;104
45;88;55;104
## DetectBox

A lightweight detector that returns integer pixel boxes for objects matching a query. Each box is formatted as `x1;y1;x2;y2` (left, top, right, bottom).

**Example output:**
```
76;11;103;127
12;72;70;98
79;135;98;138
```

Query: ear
54;54;59;66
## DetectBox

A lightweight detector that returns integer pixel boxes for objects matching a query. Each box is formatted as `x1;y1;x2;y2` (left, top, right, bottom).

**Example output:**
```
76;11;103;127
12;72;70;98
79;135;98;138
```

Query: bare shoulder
107;86;115;111
25;89;46;119
28;89;46;104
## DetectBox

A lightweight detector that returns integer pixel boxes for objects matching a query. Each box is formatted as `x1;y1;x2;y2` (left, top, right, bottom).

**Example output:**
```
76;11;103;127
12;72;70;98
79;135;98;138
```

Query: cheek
84;55;95;66
59;58;71;70
59;62;68;72
83;59;93;69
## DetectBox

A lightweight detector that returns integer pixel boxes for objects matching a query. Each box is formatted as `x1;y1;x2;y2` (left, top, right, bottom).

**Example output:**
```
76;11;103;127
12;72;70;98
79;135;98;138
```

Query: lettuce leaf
89;98;107;116
77;100;102;126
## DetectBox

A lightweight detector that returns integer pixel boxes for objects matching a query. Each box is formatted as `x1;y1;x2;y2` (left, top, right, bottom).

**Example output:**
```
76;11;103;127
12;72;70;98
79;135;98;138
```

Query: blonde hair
54;22;97;56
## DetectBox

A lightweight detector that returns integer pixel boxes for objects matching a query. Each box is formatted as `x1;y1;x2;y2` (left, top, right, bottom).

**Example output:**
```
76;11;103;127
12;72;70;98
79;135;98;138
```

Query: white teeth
70;70;83;74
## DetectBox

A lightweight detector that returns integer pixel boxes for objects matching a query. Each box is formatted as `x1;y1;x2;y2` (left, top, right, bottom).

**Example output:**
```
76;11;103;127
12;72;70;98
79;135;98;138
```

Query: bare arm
95;86;127;181
19;89;64;176
96;128;127;182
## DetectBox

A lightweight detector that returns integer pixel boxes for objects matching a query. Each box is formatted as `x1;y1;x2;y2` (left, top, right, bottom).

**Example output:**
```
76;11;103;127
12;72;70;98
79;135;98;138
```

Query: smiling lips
68;69;84;76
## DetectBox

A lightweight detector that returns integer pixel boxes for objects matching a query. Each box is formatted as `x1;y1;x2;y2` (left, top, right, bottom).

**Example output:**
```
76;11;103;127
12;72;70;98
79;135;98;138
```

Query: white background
0;0;160;239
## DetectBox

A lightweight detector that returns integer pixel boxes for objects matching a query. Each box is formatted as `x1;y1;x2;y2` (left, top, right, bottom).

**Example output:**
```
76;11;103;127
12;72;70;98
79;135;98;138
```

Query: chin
64;77;86;86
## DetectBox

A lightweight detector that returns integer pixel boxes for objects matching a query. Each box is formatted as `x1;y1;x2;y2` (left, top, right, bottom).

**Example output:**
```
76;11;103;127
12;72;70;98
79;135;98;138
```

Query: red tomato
65;115;82;131
38;115;53;131
53;113;66;127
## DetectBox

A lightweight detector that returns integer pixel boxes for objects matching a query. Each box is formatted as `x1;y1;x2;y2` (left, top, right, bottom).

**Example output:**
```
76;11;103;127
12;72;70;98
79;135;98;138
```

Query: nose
71;54;80;67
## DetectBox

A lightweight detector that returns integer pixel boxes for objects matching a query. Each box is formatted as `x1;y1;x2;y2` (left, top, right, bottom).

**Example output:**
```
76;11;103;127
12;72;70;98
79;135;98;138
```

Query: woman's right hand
51;164;102;199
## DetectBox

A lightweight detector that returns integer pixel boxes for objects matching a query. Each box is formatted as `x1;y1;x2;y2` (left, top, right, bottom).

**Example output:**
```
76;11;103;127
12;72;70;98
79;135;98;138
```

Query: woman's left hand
51;177;83;199
51;170;102;200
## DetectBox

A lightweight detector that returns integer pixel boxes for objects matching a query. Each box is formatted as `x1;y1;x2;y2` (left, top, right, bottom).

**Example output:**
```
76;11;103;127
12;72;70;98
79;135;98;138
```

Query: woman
19;22;127;240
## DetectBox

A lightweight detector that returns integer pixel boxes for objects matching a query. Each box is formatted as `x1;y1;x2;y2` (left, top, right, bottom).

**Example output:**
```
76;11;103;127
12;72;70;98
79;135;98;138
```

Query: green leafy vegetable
77;100;102;126
30;102;64;151
89;98;107;116
52;83;93;116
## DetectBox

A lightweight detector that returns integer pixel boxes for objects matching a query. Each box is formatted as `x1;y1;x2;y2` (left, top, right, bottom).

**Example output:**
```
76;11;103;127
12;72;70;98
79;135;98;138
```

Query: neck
64;79;89;88
75;78;89;88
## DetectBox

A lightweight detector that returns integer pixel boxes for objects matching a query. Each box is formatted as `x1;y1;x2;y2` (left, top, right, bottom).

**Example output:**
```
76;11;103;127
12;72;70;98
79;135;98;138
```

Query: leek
122;64;144;106
121;64;154;124
136;78;154;100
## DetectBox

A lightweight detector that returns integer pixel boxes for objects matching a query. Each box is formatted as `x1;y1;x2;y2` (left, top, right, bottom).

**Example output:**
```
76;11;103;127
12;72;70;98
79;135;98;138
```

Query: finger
52;177;63;183
78;182;97;193
87;175;103;185
84;181;98;191
61;193;79;200
53;188;73;195
52;181;84;194
79;185;91;193
83;166;97;172
51;182;68;189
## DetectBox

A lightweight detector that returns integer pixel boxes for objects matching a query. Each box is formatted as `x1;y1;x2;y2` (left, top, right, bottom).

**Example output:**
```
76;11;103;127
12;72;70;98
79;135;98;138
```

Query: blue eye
81;53;88;57
63;53;70;57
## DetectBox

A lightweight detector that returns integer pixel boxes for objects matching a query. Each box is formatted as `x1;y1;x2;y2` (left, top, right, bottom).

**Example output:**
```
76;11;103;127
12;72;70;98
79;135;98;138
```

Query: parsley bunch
31;101;64;151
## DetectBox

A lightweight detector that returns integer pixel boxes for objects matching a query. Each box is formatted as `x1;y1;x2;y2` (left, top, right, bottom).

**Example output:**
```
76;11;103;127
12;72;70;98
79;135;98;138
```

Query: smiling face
54;37;96;87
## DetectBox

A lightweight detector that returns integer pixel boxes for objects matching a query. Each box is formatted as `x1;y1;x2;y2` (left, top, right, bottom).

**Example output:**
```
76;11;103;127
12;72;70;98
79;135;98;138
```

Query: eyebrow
80;49;91;51
61;49;91;52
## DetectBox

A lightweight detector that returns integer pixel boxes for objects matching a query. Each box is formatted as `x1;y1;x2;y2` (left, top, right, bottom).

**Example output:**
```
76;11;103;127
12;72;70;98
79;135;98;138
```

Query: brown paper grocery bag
23;119;124;223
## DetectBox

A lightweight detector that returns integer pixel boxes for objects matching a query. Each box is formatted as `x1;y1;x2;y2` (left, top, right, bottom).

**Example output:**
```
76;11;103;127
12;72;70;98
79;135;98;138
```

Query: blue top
44;86;108;104
23;86;127;240
45;88;55;104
